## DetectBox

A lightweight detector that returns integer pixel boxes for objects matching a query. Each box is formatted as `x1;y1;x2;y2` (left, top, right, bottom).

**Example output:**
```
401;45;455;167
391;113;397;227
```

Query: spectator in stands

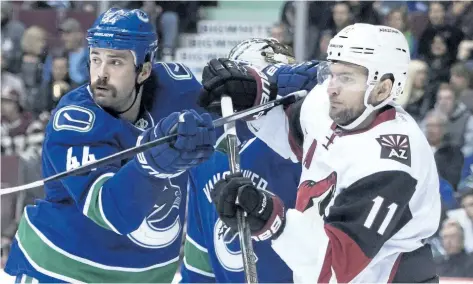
270;23;287;45
140;1;178;62
435;84;473;159
1;1;25;74
446;1;473;40
329;2;353;34
398;60;431;121
21;1;72;9
424;33;456;84
386;8;418;59
312;2;353;59
436;219;473;278
306;1;333;33
459;189;473;250
127;1;200;61
450;63;473;111
347;1;382;25
278;1;320;60
20;25;48;116
41;18;88;91
1;87;45;160
316;30;333;61
423;110;464;190
418;2;464;64
1;49;26;104
40;52;72;112
58;18;88;86
457;40;473;66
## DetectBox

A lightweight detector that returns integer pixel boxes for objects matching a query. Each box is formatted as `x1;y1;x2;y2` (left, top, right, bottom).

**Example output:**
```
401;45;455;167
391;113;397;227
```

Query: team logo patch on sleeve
161;63;193;80
376;134;411;166
53;106;95;132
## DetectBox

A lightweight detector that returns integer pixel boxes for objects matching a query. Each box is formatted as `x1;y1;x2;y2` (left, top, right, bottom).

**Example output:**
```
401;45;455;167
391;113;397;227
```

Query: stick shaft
221;96;258;284
0;90;308;195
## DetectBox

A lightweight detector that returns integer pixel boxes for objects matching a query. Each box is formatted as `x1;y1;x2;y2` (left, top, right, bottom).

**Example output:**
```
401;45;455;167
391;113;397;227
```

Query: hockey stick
0;90;308;195
221;96;258;284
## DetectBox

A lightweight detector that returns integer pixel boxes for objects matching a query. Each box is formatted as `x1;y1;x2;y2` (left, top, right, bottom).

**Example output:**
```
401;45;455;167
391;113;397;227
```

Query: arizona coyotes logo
376;134;411;166
296;172;337;214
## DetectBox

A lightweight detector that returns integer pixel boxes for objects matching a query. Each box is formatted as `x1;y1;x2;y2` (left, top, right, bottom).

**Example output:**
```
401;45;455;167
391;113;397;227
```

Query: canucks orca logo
128;180;182;248
214;218;258;272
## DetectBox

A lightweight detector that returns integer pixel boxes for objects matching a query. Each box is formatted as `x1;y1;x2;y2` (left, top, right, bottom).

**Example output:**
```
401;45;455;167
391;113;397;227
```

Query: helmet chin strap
337;84;393;130
114;80;142;115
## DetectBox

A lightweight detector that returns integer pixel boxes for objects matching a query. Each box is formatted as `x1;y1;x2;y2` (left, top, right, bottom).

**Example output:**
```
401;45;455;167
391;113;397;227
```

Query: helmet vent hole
374;76;378;80
338;52;341;56
349;47;374;54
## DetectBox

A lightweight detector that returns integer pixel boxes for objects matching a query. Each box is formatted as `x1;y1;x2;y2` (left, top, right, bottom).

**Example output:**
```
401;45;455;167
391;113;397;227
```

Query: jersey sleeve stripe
183;236;213;276
323;224;371;283
284;106;303;162
183;257;215;278
98;186;121;234
82;173;121;234
387;253;402;282
15;212;181;282
185;234;208;253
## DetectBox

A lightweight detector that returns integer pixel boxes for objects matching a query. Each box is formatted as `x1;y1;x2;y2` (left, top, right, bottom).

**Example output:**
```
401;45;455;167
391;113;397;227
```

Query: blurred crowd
2;0;473;279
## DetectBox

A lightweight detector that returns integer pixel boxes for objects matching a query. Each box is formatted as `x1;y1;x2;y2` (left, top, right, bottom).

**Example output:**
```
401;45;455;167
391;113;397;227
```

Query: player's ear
137;62;152;84
375;75;393;103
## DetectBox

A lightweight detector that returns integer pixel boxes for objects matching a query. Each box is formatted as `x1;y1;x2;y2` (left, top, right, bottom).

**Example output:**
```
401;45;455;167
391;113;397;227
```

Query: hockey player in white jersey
198;23;441;283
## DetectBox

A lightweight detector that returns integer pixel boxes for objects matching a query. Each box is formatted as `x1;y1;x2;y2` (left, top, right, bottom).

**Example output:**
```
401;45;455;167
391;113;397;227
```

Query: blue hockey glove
269;60;320;97
211;173;286;241
135;110;216;178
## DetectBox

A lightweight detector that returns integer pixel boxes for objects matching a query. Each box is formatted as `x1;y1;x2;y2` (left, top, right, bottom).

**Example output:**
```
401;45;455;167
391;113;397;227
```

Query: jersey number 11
363;196;398;235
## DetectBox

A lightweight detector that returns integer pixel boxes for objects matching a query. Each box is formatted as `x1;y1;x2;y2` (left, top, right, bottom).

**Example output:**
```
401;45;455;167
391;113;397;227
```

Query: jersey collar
333;106;396;137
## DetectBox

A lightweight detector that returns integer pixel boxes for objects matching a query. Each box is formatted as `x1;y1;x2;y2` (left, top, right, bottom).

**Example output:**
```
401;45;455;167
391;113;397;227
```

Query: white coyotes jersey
249;83;441;283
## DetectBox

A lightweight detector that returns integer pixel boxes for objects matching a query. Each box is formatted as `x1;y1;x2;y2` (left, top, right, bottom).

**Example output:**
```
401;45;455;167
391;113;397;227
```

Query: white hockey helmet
228;38;295;70
325;23;410;129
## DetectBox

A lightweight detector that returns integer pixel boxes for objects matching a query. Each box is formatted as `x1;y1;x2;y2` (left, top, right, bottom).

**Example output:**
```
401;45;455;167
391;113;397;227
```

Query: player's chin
329;110;352;126
93;93;113;107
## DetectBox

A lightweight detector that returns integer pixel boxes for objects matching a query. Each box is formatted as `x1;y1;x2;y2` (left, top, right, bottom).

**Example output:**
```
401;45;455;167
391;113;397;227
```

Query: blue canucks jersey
5;63;203;283
180;138;301;283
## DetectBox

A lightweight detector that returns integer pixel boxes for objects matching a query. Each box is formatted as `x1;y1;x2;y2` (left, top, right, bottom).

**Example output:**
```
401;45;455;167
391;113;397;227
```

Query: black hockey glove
211;173;286;241
199;58;320;118
199;58;278;116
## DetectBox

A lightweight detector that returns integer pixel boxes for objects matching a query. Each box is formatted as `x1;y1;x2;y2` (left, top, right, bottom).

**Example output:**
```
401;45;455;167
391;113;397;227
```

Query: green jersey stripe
183;236;213;276
82;173;121;234
16;212;180;283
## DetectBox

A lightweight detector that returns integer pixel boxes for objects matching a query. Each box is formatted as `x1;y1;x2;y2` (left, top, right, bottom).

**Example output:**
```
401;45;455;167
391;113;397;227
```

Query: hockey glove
199;58;320;118
135;110;216;179
211;173;286;241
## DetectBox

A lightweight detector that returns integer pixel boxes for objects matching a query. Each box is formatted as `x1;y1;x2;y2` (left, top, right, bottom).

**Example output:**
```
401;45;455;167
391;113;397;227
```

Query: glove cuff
253;194;286;241
244;65;278;120
134;131;184;179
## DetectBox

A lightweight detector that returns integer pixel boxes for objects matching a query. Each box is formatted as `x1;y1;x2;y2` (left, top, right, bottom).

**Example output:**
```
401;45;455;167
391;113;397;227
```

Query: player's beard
329;104;365;126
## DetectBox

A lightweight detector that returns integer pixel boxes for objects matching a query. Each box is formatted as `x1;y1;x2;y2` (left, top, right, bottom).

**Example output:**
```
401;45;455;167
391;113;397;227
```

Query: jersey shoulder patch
159;63;194;80
53;105;96;133
376;134;411;167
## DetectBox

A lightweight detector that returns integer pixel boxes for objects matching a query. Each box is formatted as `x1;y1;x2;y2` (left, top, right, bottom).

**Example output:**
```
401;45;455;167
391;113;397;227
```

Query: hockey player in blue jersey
4;8;216;283
180;39;302;283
